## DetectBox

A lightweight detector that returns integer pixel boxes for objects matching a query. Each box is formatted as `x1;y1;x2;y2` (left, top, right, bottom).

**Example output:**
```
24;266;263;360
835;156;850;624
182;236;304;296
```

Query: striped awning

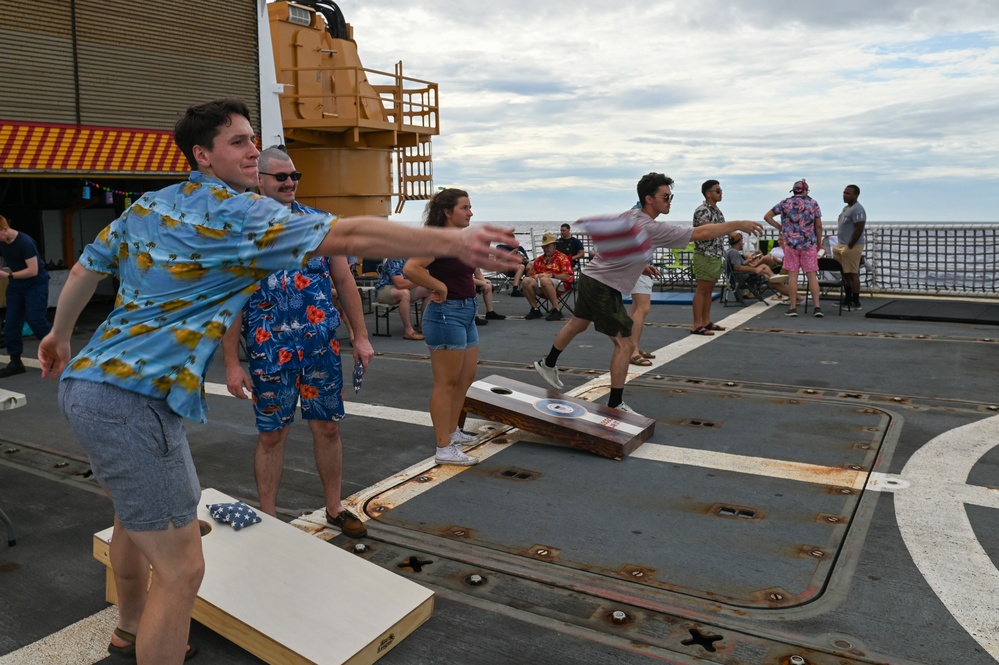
0;120;189;175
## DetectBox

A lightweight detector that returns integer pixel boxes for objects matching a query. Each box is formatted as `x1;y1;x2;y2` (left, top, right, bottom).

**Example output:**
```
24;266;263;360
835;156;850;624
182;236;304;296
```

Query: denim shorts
421;297;479;350
59;379;201;531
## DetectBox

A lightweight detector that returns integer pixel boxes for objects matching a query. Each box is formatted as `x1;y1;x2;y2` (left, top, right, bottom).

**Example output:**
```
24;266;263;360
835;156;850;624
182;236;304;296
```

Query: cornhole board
463;374;655;460
93;488;434;665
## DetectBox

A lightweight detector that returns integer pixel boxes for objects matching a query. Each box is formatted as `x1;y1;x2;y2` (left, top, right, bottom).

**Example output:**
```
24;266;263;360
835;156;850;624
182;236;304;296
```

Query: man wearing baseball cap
764;179;824;317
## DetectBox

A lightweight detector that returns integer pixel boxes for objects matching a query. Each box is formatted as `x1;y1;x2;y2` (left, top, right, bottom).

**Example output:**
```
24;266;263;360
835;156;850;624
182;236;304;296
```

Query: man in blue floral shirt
373;257;428;340
222;147;373;538
764;179;824;317
37;99;519;663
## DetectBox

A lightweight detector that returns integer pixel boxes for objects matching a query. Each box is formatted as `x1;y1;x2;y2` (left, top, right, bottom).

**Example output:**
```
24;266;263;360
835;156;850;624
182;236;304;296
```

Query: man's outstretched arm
314;217;520;273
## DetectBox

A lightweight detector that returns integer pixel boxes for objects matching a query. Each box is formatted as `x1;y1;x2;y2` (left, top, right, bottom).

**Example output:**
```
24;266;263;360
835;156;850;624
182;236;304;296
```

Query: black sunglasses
259;171;302;182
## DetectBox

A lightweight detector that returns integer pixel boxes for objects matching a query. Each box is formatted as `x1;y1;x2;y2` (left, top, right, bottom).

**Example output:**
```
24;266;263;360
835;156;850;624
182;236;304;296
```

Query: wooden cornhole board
92;488;434;665
463;375;655;460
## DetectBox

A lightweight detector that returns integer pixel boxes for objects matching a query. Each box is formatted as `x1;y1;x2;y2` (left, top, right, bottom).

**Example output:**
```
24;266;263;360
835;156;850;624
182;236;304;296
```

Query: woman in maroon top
405;189;482;466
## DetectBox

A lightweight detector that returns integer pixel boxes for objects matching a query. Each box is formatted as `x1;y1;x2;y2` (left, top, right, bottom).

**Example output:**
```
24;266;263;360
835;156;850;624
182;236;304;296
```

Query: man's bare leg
108;518;149;639
692;280;714;330
310;420;345;516
609;333;636;390
126;521;205;664
255;427;291;517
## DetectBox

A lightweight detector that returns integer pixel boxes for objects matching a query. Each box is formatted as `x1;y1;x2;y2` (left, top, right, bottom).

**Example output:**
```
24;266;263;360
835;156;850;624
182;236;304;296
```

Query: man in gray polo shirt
832;184;867;309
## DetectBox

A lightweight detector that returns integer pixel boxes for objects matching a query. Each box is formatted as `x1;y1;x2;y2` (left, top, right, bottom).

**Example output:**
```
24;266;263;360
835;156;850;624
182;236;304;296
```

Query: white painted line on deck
632;442;870;489
893;414;999;659
567;302;767;400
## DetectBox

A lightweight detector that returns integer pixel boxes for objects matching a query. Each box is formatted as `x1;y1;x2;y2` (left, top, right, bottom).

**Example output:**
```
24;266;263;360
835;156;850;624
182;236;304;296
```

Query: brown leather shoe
326;508;367;538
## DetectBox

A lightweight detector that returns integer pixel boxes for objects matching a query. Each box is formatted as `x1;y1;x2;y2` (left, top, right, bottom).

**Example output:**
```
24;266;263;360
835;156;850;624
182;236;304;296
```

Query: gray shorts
59;379;201;531
376;286;398;305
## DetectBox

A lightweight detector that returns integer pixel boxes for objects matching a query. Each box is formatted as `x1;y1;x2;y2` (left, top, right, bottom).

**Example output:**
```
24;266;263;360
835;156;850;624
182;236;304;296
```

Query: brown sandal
638;349;656;359
629;355;653;366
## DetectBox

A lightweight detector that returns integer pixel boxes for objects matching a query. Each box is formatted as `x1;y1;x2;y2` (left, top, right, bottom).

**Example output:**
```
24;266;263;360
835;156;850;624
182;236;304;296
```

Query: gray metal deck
2;294;998;664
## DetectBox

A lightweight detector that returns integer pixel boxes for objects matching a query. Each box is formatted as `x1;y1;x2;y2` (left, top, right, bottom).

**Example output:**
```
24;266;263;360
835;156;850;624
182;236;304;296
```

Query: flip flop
690;326;715;336
706;322;726;331
629;355;653;366
108;627;198;661
638;349;656;359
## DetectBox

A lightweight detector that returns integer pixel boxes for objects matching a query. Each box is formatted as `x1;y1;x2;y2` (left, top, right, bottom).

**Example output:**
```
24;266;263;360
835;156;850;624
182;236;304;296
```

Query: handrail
532;223;999;298
277;64;439;132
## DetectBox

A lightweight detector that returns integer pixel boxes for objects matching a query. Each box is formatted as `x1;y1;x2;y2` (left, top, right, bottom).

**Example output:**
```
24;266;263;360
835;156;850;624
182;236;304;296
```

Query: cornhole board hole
463;374;655;460
93;488;434;665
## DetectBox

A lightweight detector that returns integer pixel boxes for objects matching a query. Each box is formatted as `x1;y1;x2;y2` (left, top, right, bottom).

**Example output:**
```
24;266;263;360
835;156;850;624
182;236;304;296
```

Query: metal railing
279;63;438;133
527;223;999;299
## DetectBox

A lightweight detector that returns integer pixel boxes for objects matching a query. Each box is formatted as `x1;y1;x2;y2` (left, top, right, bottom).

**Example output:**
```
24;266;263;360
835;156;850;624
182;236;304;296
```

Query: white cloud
325;0;999;222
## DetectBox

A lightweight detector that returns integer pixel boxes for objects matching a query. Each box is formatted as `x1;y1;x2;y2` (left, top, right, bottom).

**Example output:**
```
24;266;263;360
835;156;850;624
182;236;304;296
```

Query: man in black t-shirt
554;223;585;267
0;214;51;378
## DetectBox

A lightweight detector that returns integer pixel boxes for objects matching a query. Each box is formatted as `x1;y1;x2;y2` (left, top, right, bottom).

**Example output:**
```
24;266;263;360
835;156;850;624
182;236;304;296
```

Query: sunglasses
259;171;302;182
658;193;674;202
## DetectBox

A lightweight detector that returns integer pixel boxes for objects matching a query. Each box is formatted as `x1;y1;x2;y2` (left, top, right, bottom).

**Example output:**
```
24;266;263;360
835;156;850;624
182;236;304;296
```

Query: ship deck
2;291;998;664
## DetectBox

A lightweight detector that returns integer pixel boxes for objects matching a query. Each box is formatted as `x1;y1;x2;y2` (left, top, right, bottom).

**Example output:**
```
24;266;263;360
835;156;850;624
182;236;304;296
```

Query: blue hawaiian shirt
373;258;406;296
241;201;341;374
61;170;336;422
771;195;823;249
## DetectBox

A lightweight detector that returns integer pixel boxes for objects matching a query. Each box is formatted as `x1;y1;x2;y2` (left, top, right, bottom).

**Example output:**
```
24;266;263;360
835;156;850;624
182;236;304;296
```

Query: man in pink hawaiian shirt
764;179;824;318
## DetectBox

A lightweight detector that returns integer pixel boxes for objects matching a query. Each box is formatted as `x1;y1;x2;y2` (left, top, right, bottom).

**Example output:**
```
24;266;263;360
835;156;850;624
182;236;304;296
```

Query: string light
82;180;148;203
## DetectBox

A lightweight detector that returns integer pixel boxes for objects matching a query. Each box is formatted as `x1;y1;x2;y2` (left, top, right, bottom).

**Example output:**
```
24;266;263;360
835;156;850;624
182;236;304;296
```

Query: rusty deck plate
372;386;889;610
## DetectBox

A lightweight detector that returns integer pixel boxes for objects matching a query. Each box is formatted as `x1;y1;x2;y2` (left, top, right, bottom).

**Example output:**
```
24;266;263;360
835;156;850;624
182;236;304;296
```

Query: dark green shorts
573;274;633;337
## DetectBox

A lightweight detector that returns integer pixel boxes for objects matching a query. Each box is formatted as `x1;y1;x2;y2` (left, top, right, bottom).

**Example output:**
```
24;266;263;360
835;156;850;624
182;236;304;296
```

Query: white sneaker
451;428;478;445
614;402;640;415
534;360;564;390
435;443;479;466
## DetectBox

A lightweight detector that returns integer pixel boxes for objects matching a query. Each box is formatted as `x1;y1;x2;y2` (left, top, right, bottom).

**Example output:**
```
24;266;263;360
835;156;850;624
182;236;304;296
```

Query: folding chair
720;254;770;307
808;257;850;315
536;280;575;315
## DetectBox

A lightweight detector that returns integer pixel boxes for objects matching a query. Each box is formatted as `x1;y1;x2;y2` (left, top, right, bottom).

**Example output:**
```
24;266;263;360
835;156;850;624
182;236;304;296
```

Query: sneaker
614;402;639;415
852;300;862;310
784;308;798;317
326;508;367;538
525;308;542;320
813;308;824;318
435;442;479;466
510;287;523;297
451;428;478;445
0;358;25;379
534;359;564;390
767;274;790;285
475;316;488;326
485;310;506;320
545;309;563;321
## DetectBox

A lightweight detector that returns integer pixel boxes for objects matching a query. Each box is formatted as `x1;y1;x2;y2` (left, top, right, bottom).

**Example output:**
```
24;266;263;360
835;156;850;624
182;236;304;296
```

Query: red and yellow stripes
0;120;189;174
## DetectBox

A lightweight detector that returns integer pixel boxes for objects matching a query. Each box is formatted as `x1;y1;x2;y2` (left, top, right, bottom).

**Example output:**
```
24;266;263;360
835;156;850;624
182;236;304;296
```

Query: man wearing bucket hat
764;179;824;317
522;231;574;321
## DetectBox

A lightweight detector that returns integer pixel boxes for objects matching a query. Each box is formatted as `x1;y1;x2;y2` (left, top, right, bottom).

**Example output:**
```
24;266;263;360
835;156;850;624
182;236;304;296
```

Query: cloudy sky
333;0;999;224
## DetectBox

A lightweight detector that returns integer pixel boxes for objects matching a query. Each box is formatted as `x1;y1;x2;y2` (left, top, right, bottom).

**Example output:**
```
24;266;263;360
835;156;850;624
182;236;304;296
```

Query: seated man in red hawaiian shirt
522;232;574;322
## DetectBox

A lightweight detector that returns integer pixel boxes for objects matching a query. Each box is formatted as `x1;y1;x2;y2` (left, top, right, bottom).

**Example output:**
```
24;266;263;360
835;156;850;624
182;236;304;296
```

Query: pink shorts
782;246;818;273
